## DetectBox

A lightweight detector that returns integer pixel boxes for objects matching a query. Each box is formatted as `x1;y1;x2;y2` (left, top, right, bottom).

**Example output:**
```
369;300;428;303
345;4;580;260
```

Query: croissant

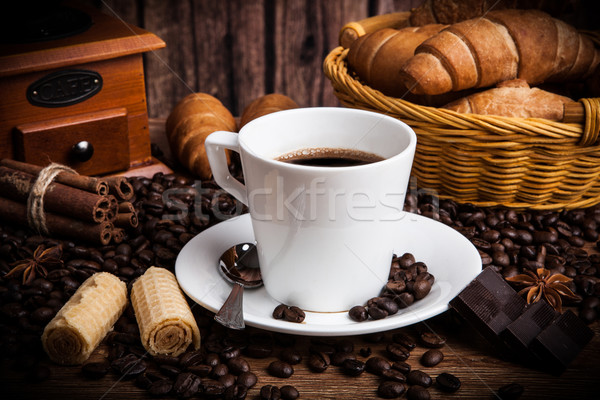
239;93;299;129
442;79;575;120
400;9;600;95
347;25;446;98
166;93;237;179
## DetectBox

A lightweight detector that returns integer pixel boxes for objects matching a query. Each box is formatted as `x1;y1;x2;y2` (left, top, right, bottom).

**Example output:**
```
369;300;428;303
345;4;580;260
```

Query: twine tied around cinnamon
27;163;79;235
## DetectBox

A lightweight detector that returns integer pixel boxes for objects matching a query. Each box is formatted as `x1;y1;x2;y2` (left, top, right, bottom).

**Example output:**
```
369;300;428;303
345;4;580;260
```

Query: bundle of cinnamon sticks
0;159;138;245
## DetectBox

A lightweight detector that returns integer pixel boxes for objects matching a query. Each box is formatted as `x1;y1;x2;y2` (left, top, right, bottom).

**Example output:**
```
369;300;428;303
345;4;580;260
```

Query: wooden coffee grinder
0;1;166;176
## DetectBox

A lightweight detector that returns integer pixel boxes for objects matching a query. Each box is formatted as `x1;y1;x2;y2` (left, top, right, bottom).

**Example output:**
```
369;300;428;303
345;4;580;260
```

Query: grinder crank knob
70;141;94;162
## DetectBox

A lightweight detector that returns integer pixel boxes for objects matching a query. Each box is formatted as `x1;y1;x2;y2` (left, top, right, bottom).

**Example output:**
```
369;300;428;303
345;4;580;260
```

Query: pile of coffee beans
1;172;597;398
406;193;600;323
349;253;435;322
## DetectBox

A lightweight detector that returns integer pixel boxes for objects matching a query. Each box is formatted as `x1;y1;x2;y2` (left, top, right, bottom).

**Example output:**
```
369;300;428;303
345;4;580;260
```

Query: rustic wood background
92;0;422;119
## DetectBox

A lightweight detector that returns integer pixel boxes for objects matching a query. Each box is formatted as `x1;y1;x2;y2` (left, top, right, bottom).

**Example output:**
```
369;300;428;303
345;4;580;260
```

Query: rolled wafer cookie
131;267;200;356
42;272;127;365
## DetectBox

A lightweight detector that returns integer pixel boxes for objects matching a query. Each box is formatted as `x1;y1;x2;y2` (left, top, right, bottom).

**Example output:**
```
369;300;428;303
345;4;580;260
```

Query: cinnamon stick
0;166;110;223
0;159;109;195
105;195;119;222
112;228;125;244
0;196;112;245
106;177;134;201
118;201;135;214
115;212;139;229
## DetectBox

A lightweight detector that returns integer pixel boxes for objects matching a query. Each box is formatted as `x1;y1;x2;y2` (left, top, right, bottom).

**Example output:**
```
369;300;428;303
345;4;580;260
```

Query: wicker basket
323;35;600;210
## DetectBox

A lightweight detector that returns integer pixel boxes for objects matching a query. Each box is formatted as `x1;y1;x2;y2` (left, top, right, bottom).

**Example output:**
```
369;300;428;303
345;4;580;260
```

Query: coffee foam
275;147;383;162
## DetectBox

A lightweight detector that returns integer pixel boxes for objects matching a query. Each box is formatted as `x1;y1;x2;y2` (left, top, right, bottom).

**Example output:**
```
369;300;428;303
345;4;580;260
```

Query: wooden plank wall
96;0;422;118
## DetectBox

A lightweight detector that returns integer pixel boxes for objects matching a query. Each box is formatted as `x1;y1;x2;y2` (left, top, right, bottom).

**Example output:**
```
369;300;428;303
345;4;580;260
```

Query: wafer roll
131;267;200;356
41;272;127;365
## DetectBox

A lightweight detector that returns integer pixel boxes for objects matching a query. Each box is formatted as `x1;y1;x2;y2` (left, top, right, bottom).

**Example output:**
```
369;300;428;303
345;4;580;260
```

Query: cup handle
205;131;248;205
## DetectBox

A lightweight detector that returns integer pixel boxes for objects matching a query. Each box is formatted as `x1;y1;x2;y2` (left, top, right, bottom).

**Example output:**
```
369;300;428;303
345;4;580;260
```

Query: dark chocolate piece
530;310;594;374
502;300;557;362
450;268;594;374
449;267;525;348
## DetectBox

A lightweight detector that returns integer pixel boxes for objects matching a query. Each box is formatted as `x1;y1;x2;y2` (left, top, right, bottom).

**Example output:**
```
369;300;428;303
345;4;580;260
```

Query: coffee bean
279;348;302;365
236;371;257;388
381;368;406;382
111;354;146;378
349;305;368;322
497;383;525;400
412;279;432;300
174;372;201;398
220;346;241;362
201;379;225;396
283;306;305;323
308;352;330;373
420;332;446;348
222;383;246;400
153;354;178;369
392;332;416;350
341;358;365;376
158;364;181;378
102;259;119;274
31;307;54;324
368;305;388;320
179;349;205;367
149;379;173;397
391;361;411;375
377;381;407;399
260;385;281;400
187;364;212;377
436;372;461;393
398;253;416;267
210;363;229;379
406;385;430;400
386;343;410;361
396;292;414;308
420;349;444;367
280;385;300;400
272;304;287;319
227;357;249;375
407;370;432;387
31;278;53;293
330;351;355;366
365;357;391;375
268;361;294;378
376;297;399;315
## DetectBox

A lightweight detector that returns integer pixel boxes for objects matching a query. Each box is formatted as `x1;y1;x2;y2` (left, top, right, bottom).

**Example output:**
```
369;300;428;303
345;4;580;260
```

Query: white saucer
175;213;481;336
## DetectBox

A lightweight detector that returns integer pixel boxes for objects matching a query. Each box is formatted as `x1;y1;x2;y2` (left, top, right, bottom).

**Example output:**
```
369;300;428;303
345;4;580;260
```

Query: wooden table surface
2;310;599;399
2;120;600;399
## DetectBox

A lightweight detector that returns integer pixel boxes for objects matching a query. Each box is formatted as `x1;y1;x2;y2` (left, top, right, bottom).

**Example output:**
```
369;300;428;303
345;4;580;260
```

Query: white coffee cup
205;107;416;312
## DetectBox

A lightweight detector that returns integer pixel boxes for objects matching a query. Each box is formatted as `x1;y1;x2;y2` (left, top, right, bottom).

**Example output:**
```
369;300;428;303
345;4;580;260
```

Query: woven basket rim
323;46;600;210
324;46;599;146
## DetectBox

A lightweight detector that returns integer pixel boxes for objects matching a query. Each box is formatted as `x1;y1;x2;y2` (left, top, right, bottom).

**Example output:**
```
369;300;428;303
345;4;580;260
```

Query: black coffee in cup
276;148;384;167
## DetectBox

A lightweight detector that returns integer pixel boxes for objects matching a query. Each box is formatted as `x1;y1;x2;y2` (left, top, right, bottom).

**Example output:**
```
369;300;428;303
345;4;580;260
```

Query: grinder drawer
13;107;130;176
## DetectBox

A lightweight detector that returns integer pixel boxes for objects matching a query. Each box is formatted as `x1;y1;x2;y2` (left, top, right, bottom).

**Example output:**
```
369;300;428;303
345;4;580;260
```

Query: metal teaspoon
214;242;262;329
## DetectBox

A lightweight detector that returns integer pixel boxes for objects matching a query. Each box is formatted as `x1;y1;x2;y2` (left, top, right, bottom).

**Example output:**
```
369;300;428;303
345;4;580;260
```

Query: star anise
4;244;63;285
506;268;580;312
